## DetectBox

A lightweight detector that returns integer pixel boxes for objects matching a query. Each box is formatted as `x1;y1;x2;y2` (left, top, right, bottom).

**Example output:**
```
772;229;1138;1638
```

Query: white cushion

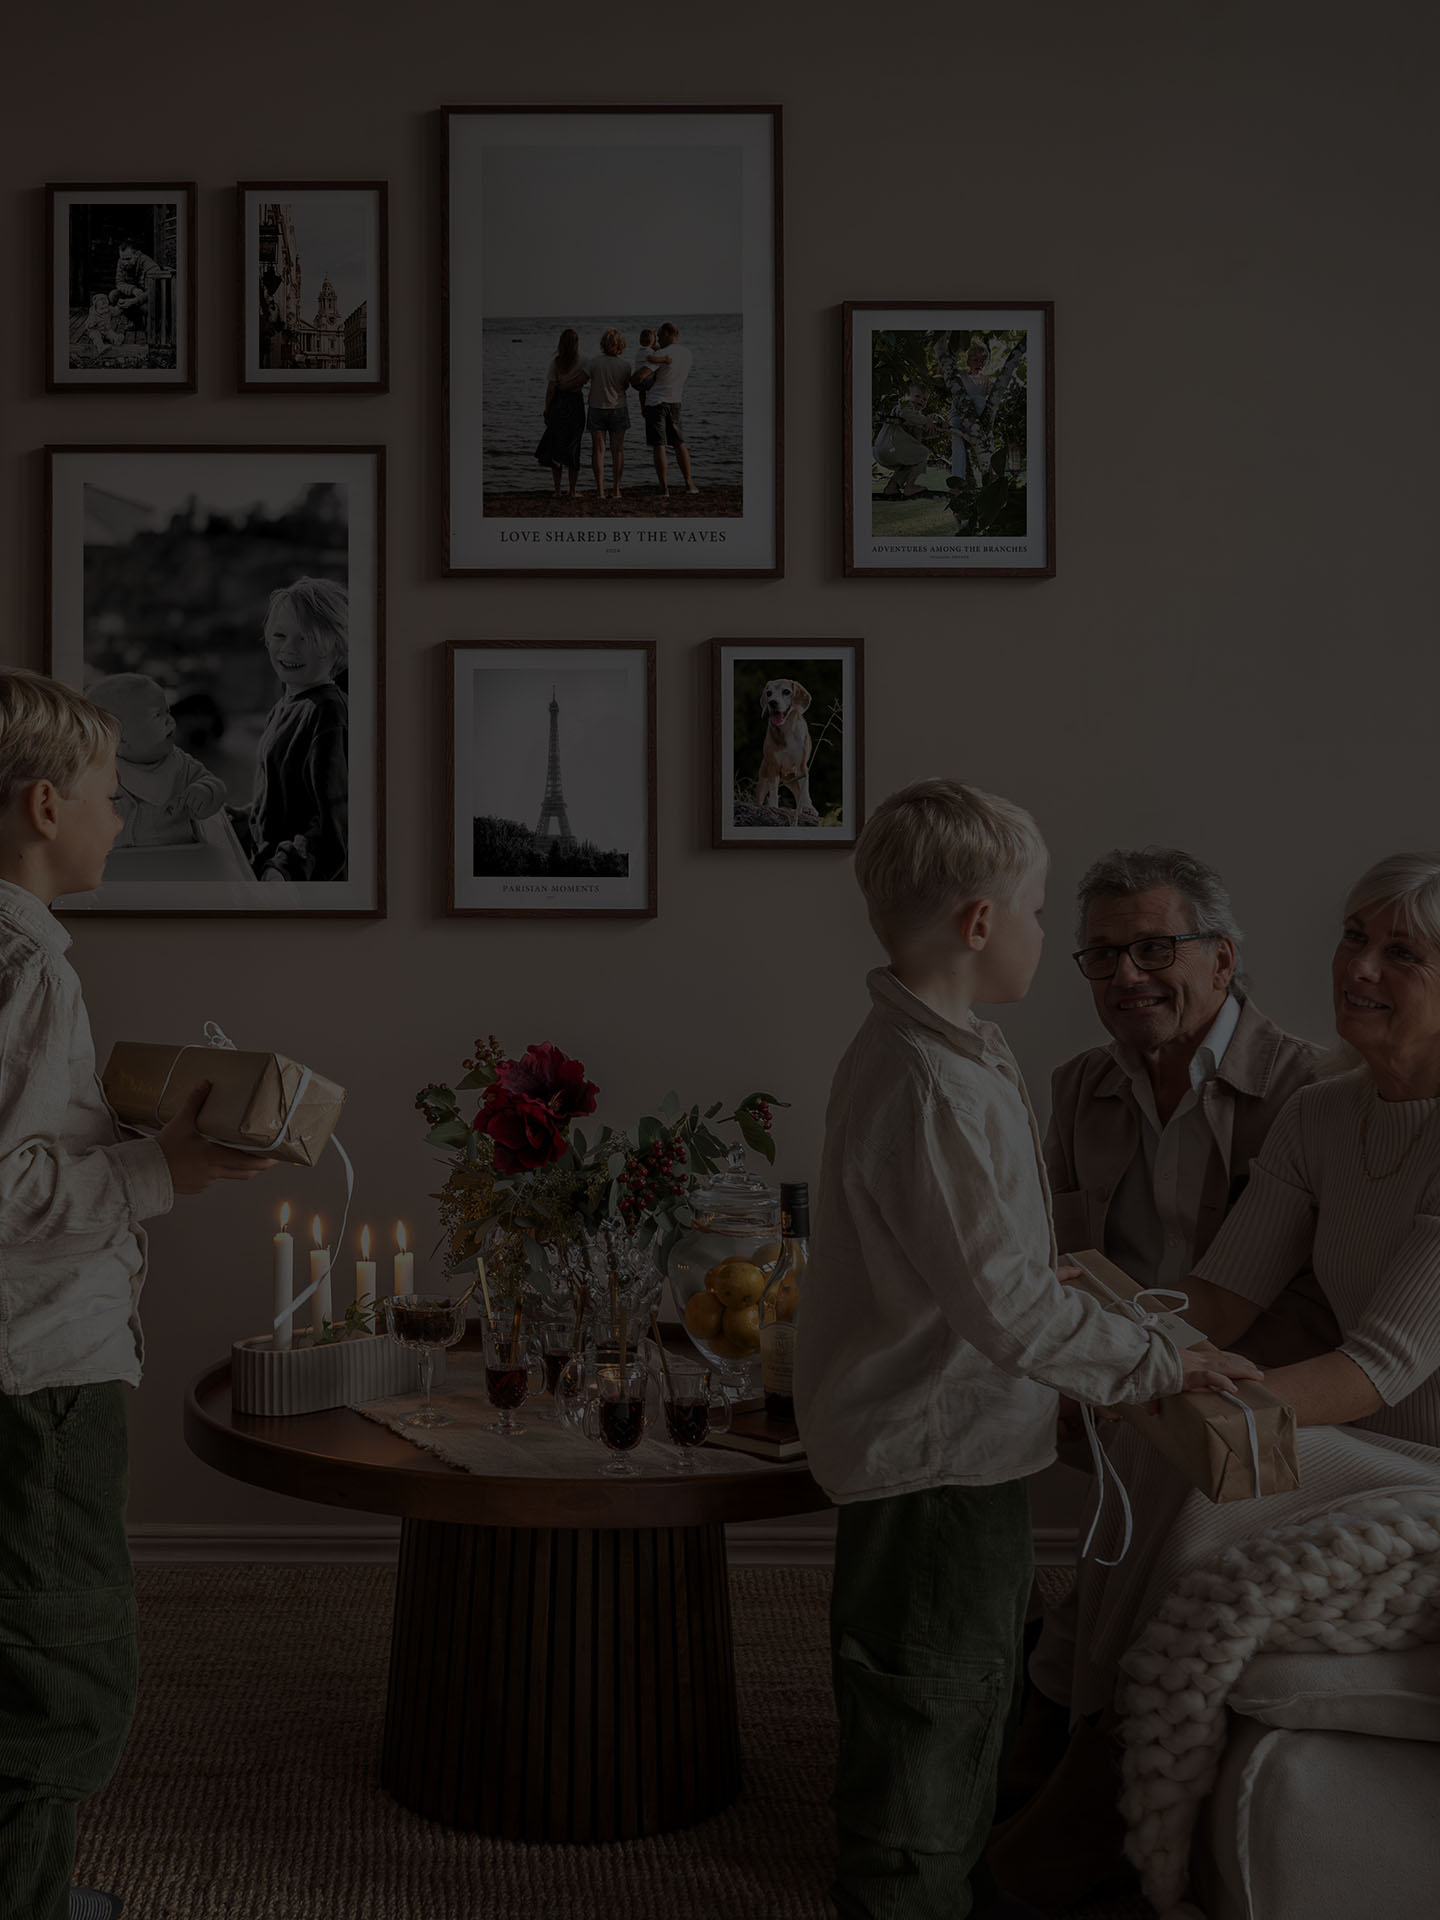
1227;1644;1440;1740
1196;1719;1440;1920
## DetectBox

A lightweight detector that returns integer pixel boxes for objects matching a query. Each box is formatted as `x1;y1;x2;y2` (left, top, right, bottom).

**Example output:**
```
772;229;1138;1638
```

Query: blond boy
0;669;275;1920
793;778;1261;1920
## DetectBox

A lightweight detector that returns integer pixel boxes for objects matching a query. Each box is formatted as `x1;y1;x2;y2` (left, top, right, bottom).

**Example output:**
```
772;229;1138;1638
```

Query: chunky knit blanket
1115;1490;1440;1920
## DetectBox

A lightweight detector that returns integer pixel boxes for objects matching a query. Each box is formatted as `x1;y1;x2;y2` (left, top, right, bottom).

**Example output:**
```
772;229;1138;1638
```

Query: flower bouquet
416;1036;784;1346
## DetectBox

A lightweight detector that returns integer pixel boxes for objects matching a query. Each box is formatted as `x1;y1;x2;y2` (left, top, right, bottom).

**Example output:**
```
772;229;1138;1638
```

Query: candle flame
396;1220;409;1253
279;1201;291;1231
312;1215;324;1247
361;1225;372;1260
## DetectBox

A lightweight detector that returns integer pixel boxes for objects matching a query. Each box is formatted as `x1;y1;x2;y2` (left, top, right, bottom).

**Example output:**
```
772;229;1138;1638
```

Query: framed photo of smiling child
44;444;385;916
709;639;864;850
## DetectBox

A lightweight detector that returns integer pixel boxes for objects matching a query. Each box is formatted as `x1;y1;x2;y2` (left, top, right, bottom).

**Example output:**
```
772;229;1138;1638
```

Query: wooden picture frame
237;182;389;392
447;640;657;917
843;301;1055;578
46;182;197;391
45;444;386;917
442;105;783;577
710;638;864;850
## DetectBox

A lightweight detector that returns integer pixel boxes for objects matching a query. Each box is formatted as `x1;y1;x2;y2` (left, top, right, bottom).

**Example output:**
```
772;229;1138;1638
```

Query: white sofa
1192;1643;1440;1919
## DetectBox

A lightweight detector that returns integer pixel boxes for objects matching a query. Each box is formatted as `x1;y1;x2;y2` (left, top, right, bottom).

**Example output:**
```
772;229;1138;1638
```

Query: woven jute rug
74;1564;1146;1920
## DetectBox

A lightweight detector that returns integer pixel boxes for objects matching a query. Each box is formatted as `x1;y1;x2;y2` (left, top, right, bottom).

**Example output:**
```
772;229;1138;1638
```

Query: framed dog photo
46;183;196;390
237;183;388;391
842;302;1054;578
447;640;657;917
710;640;864;850
443;105;782;576
46;445;385;917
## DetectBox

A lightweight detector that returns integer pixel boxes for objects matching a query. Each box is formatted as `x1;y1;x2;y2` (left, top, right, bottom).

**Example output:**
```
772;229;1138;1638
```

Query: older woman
584;326;633;500
994;851;1440;1909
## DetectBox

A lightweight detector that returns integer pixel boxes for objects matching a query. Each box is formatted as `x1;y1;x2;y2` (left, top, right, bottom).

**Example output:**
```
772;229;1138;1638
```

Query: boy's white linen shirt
794;969;1185;1503
0;880;173;1392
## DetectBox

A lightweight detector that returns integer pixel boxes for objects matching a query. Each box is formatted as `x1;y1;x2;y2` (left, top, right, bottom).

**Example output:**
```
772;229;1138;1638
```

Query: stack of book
703;1398;805;1462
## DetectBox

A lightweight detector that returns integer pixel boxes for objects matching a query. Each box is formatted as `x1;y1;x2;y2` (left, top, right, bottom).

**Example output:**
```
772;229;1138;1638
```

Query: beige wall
3;3;1435;1536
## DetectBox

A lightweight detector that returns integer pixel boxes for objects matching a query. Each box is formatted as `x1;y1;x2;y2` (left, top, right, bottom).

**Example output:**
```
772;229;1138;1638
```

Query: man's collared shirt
1107;992;1242;1292
793;968;1183;1505
0;879;172;1393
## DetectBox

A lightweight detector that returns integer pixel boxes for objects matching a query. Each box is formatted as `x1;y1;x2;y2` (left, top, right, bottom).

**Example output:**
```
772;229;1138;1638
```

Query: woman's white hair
1343;852;1440;947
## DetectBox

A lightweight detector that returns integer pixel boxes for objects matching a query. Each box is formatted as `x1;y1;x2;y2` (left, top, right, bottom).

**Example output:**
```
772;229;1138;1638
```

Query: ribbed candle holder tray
230;1331;446;1416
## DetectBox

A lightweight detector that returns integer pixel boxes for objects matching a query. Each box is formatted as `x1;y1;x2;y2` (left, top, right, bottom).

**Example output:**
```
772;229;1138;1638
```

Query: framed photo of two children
45;445;385;917
443;106;782;577
843;302;1054;578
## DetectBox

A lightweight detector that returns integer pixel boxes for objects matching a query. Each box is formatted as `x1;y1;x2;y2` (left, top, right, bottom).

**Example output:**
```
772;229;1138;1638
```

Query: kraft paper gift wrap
102;1042;346;1168
1066;1248;1300;1503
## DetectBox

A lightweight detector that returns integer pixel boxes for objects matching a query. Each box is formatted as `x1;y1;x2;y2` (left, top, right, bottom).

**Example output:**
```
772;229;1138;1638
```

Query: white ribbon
1067;1255;1266;1562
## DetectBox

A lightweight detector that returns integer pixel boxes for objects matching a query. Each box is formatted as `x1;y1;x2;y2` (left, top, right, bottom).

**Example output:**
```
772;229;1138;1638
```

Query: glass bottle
759;1181;808;1422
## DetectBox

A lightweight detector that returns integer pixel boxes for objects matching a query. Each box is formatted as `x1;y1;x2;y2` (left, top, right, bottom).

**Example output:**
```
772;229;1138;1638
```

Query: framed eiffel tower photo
446;640;657;917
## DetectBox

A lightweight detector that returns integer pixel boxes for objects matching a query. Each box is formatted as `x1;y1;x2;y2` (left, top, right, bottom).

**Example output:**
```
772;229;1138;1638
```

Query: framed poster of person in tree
446;641;656;917
842;302;1054;577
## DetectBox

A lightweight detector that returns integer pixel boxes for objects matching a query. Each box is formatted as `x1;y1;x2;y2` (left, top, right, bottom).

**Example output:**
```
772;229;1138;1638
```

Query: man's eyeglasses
1071;933;1219;981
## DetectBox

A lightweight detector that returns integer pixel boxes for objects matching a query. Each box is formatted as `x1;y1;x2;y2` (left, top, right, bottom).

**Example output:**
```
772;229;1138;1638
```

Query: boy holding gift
0;669;276;1920
793;777;1262;1920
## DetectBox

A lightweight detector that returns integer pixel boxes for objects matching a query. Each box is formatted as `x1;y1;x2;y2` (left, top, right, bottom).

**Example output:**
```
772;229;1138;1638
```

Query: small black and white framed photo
46;445;385;917
843;302;1054;578
710;639;864;850
447;640;656;917
238;183;388;391
47;183;196;390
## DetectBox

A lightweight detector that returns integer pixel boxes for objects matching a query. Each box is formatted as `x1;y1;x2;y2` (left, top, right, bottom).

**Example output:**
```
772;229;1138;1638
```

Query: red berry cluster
461;1034;505;1074
751;1100;774;1132
617;1135;688;1231
416;1083;449;1125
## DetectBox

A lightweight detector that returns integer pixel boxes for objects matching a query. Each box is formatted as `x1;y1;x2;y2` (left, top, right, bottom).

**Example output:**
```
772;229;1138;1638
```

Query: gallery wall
2;0;1436;1540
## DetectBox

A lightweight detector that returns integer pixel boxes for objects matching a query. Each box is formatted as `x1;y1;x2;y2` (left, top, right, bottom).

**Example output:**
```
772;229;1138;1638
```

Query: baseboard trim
128;1520;1079;1569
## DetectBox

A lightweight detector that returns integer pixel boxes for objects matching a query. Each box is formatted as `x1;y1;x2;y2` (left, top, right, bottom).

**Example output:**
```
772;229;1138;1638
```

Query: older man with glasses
991;848;1340;1901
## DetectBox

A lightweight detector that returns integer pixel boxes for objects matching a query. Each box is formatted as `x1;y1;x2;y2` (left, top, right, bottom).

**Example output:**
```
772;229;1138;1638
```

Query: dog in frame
755;678;820;825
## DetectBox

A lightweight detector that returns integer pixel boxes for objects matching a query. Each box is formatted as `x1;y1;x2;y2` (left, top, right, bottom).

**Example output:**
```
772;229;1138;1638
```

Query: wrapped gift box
231;1330;445;1416
1066;1248;1299;1502
103;1042;345;1168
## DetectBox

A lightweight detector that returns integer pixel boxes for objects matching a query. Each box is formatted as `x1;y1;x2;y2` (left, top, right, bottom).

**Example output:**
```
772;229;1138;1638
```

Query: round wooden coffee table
184;1353;829;1843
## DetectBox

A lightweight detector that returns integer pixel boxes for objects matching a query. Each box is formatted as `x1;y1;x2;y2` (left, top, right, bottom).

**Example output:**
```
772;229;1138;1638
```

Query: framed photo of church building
446;640;656;917
237;183;388;391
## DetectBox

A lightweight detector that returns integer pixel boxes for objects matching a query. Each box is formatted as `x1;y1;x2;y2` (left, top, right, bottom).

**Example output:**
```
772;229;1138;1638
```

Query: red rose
497;1042;598;1120
475;1087;568;1174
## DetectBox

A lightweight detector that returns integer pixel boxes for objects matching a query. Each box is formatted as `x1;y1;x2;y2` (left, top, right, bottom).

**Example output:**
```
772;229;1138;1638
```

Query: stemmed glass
583;1360;651;1477
660;1359;730;1472
481;1319;545;1437
539;1320;580;1421
383;1294;468;1428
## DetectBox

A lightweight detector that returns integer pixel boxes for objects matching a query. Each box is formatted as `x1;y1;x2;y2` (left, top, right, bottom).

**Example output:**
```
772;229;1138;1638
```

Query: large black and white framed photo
447;641;656;917
843;302;1054;578
711;640;864;850
47;183;196;390
46;445;385;917
238;183;388;391
443;106;782;577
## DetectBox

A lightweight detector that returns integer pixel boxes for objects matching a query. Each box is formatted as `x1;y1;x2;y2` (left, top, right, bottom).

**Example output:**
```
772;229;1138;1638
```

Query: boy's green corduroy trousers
829;1479;1033;1920
0;1383;138;1920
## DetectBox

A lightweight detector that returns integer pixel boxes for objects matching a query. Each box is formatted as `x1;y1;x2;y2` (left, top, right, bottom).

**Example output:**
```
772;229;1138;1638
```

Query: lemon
707;1259;768;1308
772;1277;800;1323
684;1291;725;1340
722;1302;761;1352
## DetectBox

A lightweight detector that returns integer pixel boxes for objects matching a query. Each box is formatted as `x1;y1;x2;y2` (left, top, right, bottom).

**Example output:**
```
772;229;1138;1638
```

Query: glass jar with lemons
664;1145;781;1392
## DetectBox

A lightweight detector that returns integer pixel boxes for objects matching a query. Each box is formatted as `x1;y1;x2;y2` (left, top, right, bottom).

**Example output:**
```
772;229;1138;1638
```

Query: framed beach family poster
843;302;1054;578
446;640;656;917
442;106;782;577
45;445;385;917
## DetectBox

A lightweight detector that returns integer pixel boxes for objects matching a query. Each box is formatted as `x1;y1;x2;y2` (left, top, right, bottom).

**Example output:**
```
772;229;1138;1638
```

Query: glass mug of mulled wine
480;1319;545;1437
659;1358;730;1472
383;1294;468;1429
577;1359;652;1478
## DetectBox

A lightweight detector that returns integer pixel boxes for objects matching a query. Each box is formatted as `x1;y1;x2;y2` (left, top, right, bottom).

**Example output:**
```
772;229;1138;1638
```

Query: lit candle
394;1220;414;1299
310;1215;332;1338
356;1224;376;1311
273;1202;294;1352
